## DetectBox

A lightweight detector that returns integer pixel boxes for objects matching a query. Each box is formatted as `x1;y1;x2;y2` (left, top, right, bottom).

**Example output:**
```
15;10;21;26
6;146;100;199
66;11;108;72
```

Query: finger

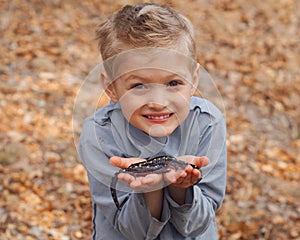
131;175;164;190
131;176;146;187
110;156;145;168
130;180;143;188
141;174;158;184
175;170;201;187
184;165;194;173
190;174;200;184
177;155;196;164
178;168;187;178
176;174;187;184
165;173;178;184
192;168;201;178
192;156;210;168
191;169;202;184
177;155;210;168
165;169;187;183
118;173;135;183
176;171;193;185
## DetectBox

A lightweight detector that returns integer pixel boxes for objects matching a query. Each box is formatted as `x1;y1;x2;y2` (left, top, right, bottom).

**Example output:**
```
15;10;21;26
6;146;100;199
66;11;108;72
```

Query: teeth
147;114;170;119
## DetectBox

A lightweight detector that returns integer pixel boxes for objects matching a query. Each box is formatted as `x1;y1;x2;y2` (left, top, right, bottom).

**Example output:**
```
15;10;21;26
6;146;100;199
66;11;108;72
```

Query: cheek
119;96;142;121
174;94;191;119
173;94;191;108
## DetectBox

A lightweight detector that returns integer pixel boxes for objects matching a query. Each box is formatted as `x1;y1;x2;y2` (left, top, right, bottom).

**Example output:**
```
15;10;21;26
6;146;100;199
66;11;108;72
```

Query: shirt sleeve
78;118;171;240
86;171;171;240
166;114;227;237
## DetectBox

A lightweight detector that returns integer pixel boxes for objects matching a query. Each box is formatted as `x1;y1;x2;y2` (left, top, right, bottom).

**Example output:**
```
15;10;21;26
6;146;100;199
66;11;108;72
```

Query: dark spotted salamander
110;155;201;210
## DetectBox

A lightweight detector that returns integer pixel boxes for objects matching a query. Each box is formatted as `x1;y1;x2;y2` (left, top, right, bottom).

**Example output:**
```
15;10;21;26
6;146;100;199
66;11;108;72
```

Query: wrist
144;189;163;219
167;185;187;205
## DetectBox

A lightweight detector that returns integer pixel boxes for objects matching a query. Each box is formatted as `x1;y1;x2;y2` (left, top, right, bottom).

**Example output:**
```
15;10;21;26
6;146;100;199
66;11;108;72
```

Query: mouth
143;113;173;122
145;114;171;119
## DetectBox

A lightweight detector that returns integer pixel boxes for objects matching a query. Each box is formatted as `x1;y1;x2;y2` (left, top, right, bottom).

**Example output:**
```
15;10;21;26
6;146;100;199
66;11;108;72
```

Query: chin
146;126;174;138
148;132;169;138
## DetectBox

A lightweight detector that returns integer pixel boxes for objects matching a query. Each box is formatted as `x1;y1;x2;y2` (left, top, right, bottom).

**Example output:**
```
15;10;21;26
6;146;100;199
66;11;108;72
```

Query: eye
131;83;145;89
168;80;181;87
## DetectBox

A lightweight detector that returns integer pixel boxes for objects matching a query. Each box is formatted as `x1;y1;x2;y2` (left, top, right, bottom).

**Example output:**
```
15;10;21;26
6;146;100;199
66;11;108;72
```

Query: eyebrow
123;72;186;82
124;74;145;81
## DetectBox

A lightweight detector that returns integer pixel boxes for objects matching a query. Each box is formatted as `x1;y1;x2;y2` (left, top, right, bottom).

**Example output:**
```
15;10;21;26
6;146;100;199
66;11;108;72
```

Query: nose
146;85;169;109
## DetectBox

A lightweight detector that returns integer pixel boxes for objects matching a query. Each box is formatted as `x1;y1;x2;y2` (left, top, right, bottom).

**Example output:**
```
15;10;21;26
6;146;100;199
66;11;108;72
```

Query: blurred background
0;0;299;239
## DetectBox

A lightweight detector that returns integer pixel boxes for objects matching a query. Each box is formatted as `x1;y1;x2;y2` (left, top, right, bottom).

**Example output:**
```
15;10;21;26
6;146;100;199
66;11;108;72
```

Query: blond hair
95;3;196;61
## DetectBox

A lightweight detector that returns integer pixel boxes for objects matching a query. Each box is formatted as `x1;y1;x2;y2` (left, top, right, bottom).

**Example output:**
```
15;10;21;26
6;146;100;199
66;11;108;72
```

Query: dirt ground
1;0;299;239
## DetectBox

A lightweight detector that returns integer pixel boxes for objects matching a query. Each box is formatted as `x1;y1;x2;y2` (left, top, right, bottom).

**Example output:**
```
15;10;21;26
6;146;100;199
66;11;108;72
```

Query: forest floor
1;0;300;239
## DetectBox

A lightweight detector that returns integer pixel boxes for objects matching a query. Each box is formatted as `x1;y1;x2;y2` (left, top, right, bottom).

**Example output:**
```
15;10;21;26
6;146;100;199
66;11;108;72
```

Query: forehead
104;47;197;83
120;68;187;82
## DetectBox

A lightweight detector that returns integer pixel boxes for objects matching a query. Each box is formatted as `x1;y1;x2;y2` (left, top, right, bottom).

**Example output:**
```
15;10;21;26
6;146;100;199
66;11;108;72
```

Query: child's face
106;67;198;137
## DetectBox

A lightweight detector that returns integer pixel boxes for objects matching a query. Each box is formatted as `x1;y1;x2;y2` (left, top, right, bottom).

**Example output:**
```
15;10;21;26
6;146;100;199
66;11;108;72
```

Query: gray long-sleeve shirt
78;96;227;239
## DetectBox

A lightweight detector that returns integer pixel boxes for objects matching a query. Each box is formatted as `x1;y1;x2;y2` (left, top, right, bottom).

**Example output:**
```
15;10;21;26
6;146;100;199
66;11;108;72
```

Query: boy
78;3;226;240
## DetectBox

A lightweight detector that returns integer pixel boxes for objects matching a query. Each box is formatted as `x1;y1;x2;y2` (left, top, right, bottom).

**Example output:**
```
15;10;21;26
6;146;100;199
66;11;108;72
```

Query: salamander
110;155;200;210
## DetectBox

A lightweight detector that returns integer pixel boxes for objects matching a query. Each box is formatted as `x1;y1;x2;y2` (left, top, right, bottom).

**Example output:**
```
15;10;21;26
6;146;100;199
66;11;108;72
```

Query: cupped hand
117;172;164;191
110;156;164;191
164;156;209;188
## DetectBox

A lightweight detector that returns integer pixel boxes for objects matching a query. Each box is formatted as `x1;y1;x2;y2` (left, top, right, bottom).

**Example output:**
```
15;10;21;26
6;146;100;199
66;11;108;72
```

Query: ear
100;72;118;103
190;63;200;95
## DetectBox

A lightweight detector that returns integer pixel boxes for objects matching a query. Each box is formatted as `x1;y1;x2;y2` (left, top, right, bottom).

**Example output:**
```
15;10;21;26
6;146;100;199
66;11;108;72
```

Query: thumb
110;156;145;168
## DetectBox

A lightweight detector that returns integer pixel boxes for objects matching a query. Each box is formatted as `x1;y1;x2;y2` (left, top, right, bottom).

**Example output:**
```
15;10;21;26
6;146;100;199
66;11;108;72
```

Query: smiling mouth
144;113;173;120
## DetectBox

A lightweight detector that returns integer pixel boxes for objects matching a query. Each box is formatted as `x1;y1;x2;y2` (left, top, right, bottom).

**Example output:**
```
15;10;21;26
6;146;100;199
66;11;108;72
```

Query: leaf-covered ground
1;0;299;239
